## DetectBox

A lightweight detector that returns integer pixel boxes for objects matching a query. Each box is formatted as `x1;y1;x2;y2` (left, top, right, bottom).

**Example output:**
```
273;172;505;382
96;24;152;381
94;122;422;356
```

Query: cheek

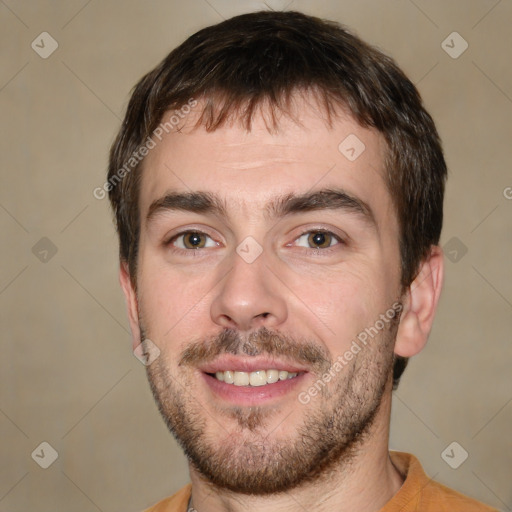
285;263;380;353
137;253;213;342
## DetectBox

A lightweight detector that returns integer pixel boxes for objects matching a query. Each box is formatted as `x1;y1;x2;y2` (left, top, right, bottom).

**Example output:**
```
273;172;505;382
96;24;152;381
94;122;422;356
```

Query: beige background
1;0;511;511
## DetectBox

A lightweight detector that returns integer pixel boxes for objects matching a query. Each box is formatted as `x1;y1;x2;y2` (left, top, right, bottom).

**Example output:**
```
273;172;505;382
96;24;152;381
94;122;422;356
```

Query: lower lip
201;372;307;406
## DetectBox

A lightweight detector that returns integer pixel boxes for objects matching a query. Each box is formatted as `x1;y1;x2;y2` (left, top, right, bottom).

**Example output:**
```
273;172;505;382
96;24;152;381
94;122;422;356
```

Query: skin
120;96;444;512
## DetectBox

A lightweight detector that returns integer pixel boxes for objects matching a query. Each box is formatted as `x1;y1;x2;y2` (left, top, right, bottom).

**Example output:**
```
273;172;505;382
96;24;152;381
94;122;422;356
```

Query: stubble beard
144;322;397;495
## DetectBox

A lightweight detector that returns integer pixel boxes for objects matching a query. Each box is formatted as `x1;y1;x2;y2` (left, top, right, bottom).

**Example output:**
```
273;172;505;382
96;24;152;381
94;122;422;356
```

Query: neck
188;385;404;512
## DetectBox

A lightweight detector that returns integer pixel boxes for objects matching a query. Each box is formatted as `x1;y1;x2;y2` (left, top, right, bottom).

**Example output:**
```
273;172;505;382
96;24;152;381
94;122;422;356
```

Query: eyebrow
269;188;376;227
146;188;376;229
147;191;229;224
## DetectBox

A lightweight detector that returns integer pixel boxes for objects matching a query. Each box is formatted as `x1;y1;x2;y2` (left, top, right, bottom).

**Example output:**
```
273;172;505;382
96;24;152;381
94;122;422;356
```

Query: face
128;98;404;494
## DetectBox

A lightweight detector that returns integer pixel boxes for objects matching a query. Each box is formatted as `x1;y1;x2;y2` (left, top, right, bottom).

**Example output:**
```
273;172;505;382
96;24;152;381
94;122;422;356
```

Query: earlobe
119;262;142;350
394;246;444;358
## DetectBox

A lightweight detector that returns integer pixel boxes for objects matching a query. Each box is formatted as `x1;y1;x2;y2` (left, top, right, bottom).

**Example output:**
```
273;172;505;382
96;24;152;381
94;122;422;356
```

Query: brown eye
182;232;207;249
307;231;335;249
168;230;218;253
174;231;209;249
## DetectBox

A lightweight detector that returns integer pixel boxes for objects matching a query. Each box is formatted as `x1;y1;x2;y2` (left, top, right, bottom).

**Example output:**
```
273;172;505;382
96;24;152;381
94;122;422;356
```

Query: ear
119;261;142;351
394;245;444;358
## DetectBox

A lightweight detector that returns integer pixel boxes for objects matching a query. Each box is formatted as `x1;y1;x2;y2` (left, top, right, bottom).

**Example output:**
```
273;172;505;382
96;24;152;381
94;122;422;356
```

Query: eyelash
166;230;218;253
292;229;344;252
165;229;345;255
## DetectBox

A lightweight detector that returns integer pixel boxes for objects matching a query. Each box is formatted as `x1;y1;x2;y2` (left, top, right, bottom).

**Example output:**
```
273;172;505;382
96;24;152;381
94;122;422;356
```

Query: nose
210;248;288;332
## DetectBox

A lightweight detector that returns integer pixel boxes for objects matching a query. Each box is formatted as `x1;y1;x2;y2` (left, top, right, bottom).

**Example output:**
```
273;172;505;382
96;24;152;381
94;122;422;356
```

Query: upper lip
198;355;309;374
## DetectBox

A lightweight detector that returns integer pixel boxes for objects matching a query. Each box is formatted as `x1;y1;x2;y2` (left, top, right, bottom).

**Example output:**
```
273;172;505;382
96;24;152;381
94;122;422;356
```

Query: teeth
233;371;250;386
249;370;267;387
266;369;279;383
212;369;300;386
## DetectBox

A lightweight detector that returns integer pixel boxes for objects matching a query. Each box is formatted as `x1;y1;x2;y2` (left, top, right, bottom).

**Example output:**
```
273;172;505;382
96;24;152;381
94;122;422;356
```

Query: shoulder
423;479;499;511
386;451;498;512
142;484;192;512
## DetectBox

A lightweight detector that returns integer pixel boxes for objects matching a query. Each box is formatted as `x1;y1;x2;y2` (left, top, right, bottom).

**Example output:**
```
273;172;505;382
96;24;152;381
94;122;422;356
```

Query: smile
211;369;300;386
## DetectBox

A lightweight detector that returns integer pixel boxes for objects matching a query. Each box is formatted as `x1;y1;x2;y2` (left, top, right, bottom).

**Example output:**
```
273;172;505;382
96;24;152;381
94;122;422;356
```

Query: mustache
178;326;332;374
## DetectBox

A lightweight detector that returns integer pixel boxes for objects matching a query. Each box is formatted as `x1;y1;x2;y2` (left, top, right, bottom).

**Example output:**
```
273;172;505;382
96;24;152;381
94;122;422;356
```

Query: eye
295;230;342;250
170;231;217;250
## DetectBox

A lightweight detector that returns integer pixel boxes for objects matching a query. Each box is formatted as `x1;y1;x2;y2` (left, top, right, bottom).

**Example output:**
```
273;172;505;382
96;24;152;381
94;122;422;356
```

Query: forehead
139;96;394;229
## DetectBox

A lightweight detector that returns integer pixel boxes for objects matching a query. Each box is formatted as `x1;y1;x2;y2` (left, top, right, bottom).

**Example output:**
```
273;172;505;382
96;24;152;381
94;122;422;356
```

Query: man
107;10;497;512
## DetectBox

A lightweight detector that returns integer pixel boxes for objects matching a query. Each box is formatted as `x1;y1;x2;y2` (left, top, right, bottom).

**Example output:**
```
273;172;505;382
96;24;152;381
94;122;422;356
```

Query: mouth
208;369;302;386
198;356;309;406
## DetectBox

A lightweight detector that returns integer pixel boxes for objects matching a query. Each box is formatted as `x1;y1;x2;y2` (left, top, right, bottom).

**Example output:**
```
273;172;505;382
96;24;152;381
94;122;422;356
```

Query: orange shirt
143;451;497;512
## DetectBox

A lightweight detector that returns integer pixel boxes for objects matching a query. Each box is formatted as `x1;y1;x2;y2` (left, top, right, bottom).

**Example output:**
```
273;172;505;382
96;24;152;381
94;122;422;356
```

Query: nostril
218;314;238;330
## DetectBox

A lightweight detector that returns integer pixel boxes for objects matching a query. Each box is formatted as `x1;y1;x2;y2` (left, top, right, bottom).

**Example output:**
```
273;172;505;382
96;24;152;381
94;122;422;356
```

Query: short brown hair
108;10;447;388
